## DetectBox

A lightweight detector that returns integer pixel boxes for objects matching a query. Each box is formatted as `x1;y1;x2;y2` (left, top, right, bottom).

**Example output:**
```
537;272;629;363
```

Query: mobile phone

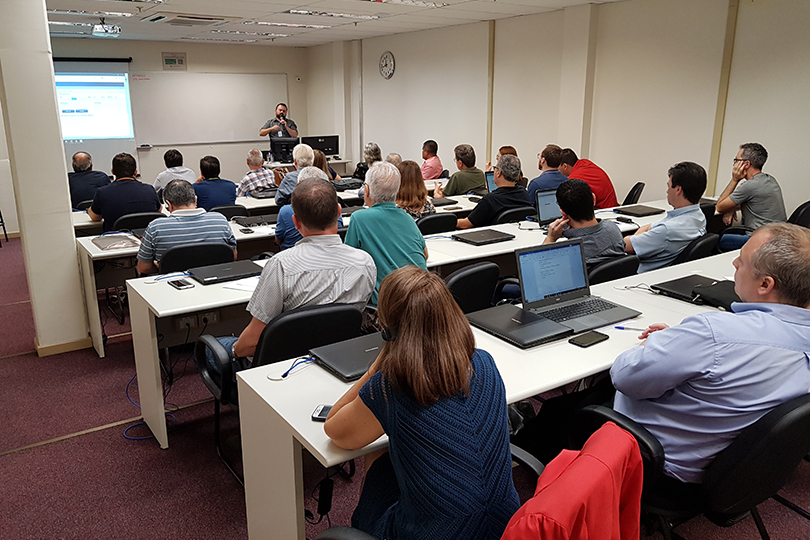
569;330;609;348
312;404;332;422
468;196;482;203
168;279;194;290
616;216;635;224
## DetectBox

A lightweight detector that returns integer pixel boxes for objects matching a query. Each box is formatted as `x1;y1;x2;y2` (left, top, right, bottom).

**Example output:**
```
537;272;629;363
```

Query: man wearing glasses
715;143;787;251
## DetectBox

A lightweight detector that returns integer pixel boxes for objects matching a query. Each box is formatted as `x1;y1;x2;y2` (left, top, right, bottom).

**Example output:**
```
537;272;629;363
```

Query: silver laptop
516;239;641;333
533;189;563;227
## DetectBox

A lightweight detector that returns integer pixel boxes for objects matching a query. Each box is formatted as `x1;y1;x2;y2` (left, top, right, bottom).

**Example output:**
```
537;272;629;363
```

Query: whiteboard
129;71;287;146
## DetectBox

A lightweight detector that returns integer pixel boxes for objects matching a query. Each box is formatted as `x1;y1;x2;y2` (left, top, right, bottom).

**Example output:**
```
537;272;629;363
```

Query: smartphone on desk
312;404;332;422
569;331;609;348
168;278;194;290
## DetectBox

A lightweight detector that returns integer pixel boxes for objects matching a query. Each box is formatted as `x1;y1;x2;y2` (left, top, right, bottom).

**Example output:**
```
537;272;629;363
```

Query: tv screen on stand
301;135;339;157
270;137;300;164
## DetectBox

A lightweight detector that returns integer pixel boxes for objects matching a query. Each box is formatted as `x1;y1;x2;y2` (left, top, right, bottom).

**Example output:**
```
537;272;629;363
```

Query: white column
0;0;91;355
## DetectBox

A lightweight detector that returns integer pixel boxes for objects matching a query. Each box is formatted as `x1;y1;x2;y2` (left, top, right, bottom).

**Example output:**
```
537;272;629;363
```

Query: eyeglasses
537;153;542;160
733;158;749;163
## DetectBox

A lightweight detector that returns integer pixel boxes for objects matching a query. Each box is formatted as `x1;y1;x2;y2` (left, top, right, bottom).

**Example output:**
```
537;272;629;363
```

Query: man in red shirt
559;148;618;209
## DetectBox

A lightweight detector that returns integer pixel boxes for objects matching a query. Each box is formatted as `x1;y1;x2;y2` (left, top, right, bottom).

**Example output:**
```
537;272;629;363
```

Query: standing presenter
259;102;299;139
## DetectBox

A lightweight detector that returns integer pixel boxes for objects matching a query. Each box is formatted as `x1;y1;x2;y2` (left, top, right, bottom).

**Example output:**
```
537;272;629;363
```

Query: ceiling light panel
242;21;333;30
287;10;382;21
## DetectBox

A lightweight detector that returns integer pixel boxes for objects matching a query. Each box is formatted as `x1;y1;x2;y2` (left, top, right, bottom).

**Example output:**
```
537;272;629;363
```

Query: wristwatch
231;342;238;359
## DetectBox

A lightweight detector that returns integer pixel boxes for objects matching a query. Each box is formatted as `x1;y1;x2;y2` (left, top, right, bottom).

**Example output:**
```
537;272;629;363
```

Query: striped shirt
238;168;276;197
247;235;376;324
137;208;236;263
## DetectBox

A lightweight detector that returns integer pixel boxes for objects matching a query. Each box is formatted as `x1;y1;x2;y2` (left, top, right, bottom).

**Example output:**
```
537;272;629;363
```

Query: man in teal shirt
345;162;428;304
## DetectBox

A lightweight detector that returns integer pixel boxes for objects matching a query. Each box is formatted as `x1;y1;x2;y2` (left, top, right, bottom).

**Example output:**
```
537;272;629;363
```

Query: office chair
587;255;640;285
495;206;536;224
112;212;165;232
788;200;810;228
440;169;449;178
194;304;363;483
75;199;93;211
337;226;348;241
416;213;457;234
444;261;500;314
158;242;235;274
670;233;719;266
622;182;645;206
209;204;249;220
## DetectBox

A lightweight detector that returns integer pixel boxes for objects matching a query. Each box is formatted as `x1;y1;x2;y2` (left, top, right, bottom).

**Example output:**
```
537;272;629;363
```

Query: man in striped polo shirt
136;179;237;275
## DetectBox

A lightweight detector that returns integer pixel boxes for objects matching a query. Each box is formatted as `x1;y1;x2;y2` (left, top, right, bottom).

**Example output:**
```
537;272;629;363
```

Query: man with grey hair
68;151;110;208
434;143;486;197
456;154;531;229
275;166;344;250
237;148;276;197
385;152;402;167
136;179;236;275
275;143;315;206
345;162;428;304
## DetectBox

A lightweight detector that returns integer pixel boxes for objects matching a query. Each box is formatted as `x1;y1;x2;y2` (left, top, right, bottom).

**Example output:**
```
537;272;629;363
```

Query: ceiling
46;0;624;48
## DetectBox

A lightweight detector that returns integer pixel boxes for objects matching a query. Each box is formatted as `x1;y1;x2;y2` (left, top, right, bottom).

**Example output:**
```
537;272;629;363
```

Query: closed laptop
467;304;572;349
452;229;516;246
188;260;263;285
310;333;384;382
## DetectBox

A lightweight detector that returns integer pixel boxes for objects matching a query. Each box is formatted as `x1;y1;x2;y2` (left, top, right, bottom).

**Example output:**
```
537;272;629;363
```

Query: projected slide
55;73;134;140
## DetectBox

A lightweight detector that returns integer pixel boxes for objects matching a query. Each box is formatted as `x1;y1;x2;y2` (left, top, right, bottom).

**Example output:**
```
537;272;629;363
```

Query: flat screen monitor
301;135;339;157
270;137;299;164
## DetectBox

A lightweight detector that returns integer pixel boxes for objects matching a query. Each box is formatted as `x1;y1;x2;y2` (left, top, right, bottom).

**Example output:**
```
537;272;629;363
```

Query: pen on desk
614;326;646;331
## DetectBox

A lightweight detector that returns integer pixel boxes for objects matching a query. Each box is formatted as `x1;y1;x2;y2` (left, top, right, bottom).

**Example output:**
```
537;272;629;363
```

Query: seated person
543;179;625;266
527;144;567;202
558;148;618;209
211;177;376;364
274;167;344;250
625;161;707;272
456;154;531;229
275;143;314;206
136;179;236;275
385;152;403;167
420;139;443;181
313;149;340;181
345;162;428;305
237;148;276;197
88;153;160;232
153;149;196;191
325;266;520;540
351;142;383;182
486;145;527;188
193;155;236;211
434;144;486;197
68;151;110;209
396;160;436;221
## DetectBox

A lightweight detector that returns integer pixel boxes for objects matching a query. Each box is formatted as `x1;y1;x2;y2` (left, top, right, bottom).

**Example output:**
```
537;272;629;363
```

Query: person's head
275;103;288;118
559;148;579;177
733;223;810;307
312;149;333;180
296;166;329;184
291;177;340;234
376;266;475;406
72;152;92;173
163;149;183;168
363;142;382;165
199;155;221;179
556;179;595;222
247;148;264;169
163;179;196;209
737;142;768;171
292;143;314;169
454;144;476;169
111;153;137;179
666;161;706;206
365;162;401;205
497;145;518;162
422;139;438;160
495;154;521;185
396;160;428;210
539;144;563;170
385;153;403;167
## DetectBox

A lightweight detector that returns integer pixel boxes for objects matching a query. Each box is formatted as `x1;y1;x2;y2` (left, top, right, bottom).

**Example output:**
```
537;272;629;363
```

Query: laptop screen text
519;243;588;304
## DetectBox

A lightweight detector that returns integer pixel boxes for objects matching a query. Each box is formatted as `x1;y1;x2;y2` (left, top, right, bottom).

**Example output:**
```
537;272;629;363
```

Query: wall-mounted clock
379;51;395;80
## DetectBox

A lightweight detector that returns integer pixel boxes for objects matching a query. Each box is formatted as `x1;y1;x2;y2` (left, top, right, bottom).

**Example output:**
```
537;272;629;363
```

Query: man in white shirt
153;149;197;191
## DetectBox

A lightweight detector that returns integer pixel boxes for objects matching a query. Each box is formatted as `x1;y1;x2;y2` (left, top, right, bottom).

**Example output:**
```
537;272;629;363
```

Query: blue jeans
205;336;238;374
719;233;750;252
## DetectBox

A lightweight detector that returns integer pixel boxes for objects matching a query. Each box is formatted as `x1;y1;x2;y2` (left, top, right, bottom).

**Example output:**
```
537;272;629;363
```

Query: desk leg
79;250;105;357
239;377;306;540
128;286;169;449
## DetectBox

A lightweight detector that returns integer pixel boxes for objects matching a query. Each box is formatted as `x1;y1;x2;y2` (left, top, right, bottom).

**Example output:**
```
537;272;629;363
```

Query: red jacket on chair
501;422;643;540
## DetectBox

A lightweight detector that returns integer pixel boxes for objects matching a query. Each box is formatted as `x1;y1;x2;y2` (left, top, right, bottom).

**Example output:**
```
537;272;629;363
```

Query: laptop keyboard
534;298;615;322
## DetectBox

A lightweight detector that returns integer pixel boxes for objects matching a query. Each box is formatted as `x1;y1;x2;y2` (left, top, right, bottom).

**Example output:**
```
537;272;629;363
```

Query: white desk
237;251;738;539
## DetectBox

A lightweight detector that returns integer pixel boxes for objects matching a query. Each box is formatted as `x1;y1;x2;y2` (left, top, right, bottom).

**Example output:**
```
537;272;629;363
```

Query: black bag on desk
332;178;363;191
692;280;741;311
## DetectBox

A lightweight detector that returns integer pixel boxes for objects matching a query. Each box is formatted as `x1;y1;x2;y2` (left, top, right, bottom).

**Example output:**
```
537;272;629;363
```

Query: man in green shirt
434;144;486;197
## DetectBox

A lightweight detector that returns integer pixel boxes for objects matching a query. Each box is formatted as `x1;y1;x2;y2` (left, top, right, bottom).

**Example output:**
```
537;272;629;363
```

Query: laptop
532;189;563;227
431;197;459;207
310;333;384;382
517;239;641;333
233;214;277;227
485;171;497;193
651;274;719;302
615;205;665;217
467;304;573;349
188;259;263;285
452;229;516;246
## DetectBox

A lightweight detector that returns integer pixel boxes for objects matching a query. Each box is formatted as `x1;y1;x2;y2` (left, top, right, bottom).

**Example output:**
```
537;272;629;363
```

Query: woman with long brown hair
325;266;519;540
313;148;341;181
395;160;436;220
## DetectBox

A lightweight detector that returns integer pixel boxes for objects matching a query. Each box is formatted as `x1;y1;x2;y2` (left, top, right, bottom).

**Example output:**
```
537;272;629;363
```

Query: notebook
310;333;384;382
187;260;263;285
532;189;563;226
517;239;641;333
451;229;516;246
485;171;497;193
91;234;140;250
467;304;573;349
615;205;665;217
651;274;719;302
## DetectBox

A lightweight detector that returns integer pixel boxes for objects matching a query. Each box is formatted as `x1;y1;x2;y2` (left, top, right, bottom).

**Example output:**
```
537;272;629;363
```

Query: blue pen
614;326;646;331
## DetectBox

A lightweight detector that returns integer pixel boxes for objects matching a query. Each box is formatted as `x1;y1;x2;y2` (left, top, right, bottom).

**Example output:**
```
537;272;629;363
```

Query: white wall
0;100;20;234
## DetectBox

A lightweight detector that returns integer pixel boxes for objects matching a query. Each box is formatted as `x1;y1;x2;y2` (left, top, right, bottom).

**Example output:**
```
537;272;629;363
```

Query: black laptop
187;260;263;285
451;229;516;246
615;205;665;217
651;274;719;302
310;333;384;382
431;197;459;207
467;304;572;349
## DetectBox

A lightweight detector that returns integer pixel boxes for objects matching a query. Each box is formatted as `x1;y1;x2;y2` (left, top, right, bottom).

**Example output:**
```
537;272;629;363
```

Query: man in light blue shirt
275;143;313;206
527;144;568;202
274;167;344;250
612;223;810;484
625;161;707;272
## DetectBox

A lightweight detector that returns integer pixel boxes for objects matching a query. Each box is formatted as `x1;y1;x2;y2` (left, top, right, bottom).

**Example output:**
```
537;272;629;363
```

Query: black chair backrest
587;255;639;285
416;213;457;235
337;226;348;241
495;206;536;224
113;212;165;232
622;182;645;206
788;200;810;228
253;304;363;366
702;393;810;516
440;169;449;178
670;232;719;266
210;205;249;220
75;200;93;211
159;242;235;274
444;261;500;314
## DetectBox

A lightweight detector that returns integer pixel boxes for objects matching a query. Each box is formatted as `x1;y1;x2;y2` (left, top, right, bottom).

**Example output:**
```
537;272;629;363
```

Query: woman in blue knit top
325;266;519;540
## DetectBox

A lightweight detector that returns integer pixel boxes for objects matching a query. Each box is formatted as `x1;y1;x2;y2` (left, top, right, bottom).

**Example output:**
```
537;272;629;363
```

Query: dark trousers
351;452;400;536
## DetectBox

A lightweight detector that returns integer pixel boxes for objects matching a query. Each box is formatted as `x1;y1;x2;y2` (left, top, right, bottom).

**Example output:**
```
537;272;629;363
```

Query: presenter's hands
639;323;669;340
434;182;444;198
546;217;569;241
722;210;737;226
731;160;748;182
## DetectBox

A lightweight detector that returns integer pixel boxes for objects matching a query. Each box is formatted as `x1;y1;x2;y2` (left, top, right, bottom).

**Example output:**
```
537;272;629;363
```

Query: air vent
141;12;241;27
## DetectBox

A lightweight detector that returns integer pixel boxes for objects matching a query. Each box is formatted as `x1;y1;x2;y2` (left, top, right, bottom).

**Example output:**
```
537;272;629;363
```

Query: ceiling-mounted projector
93;20;121;37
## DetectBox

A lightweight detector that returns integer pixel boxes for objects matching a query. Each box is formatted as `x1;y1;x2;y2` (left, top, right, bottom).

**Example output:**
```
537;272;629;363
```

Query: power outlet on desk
200;311;220;325
176;316;198;331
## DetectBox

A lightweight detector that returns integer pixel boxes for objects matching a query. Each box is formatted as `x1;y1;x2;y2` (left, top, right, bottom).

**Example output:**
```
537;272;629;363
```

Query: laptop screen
485;171;497;193
536;189;562;224
518;241;588;304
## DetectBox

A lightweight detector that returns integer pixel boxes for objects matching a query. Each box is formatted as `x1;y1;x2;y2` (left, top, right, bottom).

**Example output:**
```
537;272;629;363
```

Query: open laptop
452;229;516;246
467;303;573;349
310;333;384;382
532;189;563;227
517;239;641;333
485;171;497;193
188;260;263;285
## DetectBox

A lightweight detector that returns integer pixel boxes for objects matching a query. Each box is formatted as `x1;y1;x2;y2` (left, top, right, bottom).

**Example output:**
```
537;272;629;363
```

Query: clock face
379;51;395;80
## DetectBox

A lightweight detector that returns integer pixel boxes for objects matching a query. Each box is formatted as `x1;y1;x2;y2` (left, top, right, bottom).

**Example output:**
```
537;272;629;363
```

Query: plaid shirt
237;168;276;197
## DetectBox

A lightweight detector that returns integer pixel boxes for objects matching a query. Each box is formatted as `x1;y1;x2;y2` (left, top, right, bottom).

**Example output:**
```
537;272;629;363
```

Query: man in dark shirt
88;153;160;232
456;154;531;229
68;152;110;209
193;155;237;211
